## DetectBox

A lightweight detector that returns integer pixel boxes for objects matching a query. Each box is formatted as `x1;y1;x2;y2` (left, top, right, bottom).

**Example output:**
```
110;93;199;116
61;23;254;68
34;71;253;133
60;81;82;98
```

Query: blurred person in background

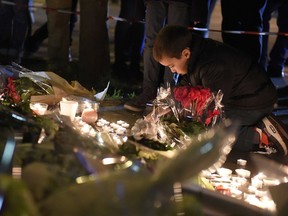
25;0;78;62
112;0;146;83
221;0;267;67
261;0;288;78
190;0;217;38
124;0;192;112
0;0;31;64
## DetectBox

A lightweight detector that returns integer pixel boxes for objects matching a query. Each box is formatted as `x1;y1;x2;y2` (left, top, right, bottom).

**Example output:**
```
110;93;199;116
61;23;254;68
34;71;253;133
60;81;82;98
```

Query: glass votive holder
81;107;98;124
30;102;48;115
78;101;99;114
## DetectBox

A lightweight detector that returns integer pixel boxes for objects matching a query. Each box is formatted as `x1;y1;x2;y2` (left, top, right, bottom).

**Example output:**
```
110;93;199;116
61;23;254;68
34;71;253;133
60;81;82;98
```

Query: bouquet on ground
173;85;224;127
129;85;224;154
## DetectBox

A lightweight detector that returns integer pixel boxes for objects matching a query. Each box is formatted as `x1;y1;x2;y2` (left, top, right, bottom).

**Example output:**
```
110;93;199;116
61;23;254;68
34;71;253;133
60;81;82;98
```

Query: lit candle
116;127;126;135
237;159;247;166
121;122;130;128
217;168;232;177
235;168;251;178
263;178;280;187
81;108;98;124
230;188;242;198
251;177;263;189
248;185;257;194
117;120;125;125
231;176;247;186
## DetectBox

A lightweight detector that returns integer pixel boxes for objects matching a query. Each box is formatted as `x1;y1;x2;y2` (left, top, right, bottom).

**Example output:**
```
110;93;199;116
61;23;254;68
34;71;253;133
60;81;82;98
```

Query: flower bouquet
173;85;224;127
0;63;112;152
128;85;224;158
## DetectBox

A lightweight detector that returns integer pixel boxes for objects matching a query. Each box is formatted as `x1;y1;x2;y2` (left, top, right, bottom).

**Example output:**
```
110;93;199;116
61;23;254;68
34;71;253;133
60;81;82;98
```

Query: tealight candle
254;172;267;180
81;108;98;124
248;185;257;194
117;120;125;125
115;127;126;135
121;123;130;128
255;189;268;197
217;168;232;177
251;177;263;189
237;159;247;166
96;121;105;127
235;168;251;178
263;178;280;187
230;188;243;198
231;176;247;185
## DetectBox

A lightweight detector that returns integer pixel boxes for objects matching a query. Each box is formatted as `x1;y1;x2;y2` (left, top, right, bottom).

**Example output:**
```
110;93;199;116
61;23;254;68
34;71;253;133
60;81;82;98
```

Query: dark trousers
0;0;29;63
261;0;288;77
225;106;273;152
190;0;217;38
27;0;78;49
113;0;145;76
143;1;191;96
221;0;267;65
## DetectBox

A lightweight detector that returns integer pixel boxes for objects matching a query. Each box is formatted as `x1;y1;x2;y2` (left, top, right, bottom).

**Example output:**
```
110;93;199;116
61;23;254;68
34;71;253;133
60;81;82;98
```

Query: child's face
158;48;190;75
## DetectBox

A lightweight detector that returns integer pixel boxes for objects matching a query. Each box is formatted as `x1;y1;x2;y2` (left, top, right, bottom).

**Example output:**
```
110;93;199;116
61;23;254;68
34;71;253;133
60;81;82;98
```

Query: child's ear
182;48;190;59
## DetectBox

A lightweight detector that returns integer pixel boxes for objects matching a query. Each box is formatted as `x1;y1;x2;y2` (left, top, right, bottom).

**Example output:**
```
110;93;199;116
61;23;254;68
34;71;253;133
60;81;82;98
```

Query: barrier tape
1;0;80;15
189;27;288;37
1;0;287;37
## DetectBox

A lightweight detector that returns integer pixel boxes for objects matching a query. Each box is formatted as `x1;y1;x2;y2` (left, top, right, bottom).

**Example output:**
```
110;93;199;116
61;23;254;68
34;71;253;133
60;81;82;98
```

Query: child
153;25;288;155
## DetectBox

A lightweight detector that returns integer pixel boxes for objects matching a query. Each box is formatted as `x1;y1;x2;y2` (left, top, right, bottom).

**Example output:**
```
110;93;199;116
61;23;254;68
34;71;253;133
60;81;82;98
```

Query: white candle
121;122;130;128
248;185;257;194
60;100;78;121
251;177;263;189
235;169;251;178
117;120;125;125
217;168;232;177
237;159;247;166
263;178;280;187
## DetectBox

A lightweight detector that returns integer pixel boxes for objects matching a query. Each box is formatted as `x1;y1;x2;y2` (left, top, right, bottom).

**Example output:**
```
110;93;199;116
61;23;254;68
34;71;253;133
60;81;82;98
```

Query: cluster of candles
96;119;130;135
73;117;130;145
29;102;279;212
96;119;130;144
200;159;279;212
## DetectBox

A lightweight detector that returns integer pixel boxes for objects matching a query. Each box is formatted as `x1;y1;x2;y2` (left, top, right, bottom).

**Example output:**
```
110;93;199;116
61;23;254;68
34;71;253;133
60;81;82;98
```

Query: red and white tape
1;0;287;36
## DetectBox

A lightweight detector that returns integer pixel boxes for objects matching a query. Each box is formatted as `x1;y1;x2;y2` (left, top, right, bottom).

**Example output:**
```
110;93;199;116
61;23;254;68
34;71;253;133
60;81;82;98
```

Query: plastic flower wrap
131;118;159;141
129;85;224;154
0;63;110;107
130;86;203;153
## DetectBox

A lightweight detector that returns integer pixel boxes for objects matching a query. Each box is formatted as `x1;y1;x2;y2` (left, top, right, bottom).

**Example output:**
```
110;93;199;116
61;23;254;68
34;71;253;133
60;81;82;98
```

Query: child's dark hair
153;25;192;61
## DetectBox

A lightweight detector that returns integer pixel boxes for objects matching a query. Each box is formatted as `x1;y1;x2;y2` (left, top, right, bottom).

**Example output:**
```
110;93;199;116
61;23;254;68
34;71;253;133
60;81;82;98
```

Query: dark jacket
179;34;277;110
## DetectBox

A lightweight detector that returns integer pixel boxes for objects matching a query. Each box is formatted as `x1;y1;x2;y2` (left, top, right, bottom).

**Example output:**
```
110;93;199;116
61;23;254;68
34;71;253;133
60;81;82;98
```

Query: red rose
7;77;21;104
205;109;220;126
174;86;191;108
